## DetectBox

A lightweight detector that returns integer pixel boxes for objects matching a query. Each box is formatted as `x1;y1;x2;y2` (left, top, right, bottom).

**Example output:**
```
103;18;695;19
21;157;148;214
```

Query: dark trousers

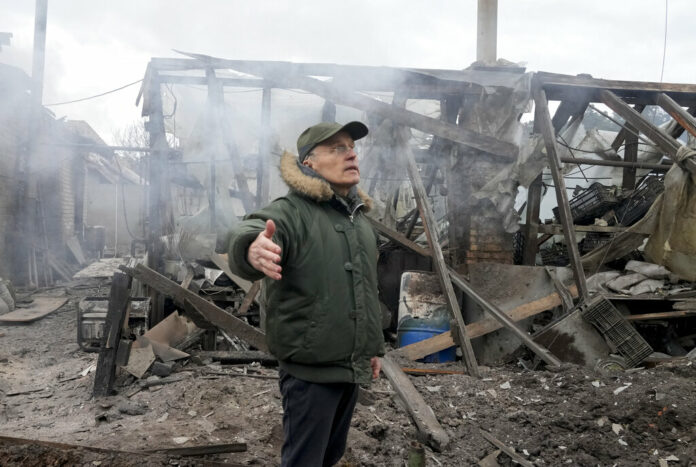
278;370;359;467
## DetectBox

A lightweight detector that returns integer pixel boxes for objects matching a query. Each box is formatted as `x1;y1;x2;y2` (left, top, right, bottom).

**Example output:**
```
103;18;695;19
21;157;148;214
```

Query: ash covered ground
1;278;695;466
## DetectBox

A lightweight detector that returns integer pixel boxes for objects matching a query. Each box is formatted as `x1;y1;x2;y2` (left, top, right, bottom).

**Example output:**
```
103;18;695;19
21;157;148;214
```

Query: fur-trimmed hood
279;151;373;212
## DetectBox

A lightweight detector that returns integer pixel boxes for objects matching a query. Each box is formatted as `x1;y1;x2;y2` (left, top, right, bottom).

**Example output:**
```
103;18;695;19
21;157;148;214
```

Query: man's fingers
262;219;276;239
260;263;282;280
256;236;281;255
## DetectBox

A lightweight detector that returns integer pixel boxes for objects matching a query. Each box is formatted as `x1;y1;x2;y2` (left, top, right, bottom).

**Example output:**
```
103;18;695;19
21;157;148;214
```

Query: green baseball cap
296;121;369;161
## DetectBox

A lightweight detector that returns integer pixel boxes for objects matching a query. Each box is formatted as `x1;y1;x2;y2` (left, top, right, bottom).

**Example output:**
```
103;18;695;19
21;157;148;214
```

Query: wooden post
533;87;589;300
321;99;336;122
145;69;170;326
476;0;498;64
523;95;589;265
93;272;132;397
396;127;480;377
622;121;639;191
522;174;542;265
258;87;272;208
205;68;221;231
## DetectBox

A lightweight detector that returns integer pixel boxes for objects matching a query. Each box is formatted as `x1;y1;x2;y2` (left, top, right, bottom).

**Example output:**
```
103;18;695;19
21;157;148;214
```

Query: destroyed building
2;27;696;467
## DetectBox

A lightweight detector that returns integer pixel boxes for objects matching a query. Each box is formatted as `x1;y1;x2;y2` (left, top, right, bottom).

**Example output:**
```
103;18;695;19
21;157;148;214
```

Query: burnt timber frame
138;56;696;326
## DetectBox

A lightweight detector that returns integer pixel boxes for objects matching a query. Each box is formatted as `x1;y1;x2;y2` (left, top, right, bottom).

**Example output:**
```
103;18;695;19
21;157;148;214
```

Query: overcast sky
1;0;693;144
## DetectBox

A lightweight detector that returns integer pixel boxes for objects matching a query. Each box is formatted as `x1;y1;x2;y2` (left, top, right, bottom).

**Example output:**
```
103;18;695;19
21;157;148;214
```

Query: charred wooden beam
534;87;589;300
93;272;132;397
536;71;696;106
657;92;696;139
144;443;247;456
381;355;449;451
395;128;480;377
600;90;696;176
522;174;543;265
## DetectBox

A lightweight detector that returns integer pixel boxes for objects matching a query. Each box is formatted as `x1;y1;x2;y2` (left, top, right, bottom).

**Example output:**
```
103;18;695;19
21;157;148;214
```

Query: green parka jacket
227;151;385;384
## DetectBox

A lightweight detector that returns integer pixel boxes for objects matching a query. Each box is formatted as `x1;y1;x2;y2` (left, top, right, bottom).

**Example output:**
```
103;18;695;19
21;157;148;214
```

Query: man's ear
302;158;312;168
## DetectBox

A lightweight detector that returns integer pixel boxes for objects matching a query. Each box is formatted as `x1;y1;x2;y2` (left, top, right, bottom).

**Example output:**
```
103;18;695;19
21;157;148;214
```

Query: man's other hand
370;357;381;380
247;220;283;280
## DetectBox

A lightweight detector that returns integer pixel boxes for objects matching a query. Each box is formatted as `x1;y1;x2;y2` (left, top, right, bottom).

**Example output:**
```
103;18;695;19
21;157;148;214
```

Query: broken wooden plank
395;286;577;361
479;429;534;467
0;296;68;324
93;272;132;397
534;87;589;300
0;435;244;463
396;127;479;377
626;310;696;321
381;354;449;452
123;344;156;378
120;264;268;352
144;443;247;456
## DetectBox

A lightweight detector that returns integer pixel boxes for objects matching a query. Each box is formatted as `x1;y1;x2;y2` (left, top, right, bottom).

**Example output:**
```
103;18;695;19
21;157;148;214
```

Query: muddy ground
1;278;695;466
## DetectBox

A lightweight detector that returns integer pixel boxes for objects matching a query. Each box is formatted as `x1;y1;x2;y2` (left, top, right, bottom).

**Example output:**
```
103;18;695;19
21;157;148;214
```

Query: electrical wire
587;104;660;149
44;79;143;106
557;134;589;183
660;0;669;83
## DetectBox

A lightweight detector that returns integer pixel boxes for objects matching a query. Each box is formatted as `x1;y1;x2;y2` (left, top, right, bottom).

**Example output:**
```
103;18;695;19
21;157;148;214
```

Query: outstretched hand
371;357;381;379
247;220;283;280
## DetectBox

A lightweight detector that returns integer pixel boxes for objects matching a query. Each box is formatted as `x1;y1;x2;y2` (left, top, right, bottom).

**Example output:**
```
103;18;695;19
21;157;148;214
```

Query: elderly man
227;121;385;467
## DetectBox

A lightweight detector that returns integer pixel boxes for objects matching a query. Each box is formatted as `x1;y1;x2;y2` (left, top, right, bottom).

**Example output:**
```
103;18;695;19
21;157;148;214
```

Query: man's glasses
329;145;356;156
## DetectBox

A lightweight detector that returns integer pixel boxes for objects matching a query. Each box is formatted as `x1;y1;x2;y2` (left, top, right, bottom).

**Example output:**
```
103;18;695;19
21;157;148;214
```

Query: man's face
303;131;360;195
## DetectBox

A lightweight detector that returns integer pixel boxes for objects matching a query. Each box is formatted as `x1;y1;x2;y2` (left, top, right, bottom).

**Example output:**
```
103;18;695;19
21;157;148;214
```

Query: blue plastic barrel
397;314;456;363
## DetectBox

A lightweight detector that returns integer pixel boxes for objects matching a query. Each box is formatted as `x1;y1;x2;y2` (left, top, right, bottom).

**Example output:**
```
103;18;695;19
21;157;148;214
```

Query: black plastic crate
553;183;620;225
579;295;653;367
615;175;664;226
540;243;569;266
580;232;615;254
